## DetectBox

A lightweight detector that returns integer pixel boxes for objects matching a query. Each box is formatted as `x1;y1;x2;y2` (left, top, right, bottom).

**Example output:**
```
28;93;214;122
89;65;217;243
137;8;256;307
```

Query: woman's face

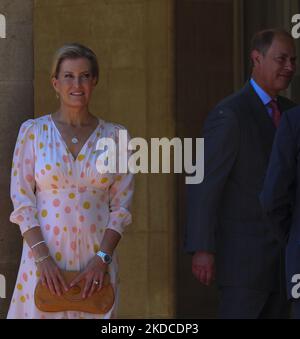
52;57;97;109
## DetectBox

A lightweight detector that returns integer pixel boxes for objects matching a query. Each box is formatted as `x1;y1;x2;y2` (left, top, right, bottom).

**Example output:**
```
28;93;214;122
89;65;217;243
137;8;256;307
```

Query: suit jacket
185;82;296;291
261;105;300;299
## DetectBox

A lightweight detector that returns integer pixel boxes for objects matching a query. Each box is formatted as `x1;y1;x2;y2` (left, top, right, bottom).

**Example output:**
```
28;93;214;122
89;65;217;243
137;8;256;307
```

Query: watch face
97;251;112;264
104;254;111;263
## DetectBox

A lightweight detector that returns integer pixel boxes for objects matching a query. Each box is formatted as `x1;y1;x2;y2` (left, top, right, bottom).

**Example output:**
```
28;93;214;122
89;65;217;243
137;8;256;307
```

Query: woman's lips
70;92;84;96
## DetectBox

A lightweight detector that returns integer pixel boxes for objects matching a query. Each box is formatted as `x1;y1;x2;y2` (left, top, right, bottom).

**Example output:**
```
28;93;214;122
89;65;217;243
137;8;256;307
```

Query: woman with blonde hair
7;43;134;319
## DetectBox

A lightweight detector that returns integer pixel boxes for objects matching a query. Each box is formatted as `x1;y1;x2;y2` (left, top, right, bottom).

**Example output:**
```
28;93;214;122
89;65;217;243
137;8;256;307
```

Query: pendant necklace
71;137;79;144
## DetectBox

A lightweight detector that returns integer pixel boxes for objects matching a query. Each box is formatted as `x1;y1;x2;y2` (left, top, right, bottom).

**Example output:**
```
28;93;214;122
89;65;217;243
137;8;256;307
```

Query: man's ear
251;50;262;67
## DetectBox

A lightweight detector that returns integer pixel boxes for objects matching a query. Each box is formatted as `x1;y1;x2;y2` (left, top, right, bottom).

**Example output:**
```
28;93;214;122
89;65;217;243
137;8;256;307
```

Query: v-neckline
49;114;100;162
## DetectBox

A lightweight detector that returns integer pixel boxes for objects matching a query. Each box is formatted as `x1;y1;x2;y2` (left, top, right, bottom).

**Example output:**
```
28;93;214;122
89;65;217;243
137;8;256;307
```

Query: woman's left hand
70;256;107;299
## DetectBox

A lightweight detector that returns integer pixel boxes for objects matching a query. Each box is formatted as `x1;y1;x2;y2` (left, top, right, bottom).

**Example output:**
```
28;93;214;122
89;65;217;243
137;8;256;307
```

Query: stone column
0;0;33;318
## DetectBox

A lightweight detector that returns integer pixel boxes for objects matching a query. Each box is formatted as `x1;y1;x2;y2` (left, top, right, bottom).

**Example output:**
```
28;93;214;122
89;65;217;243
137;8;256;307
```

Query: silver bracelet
31;240;46;250
34;253;50;265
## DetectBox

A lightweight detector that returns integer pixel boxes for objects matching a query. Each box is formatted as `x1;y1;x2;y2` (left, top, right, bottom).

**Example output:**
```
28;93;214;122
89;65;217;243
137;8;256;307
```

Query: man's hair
250;28;294;69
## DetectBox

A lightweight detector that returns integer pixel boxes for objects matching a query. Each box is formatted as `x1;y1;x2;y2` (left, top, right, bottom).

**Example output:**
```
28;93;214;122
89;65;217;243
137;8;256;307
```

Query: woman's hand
37;256;69;296
23;227;69;296
70;256;107;299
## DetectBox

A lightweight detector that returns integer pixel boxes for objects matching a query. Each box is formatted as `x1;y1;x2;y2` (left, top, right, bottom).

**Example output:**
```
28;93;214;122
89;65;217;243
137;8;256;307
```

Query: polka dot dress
7;115;134;319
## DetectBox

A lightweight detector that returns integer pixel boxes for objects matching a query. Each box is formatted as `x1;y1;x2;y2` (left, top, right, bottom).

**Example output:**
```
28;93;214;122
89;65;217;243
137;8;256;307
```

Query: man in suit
185;29;297;318
260;102;300;319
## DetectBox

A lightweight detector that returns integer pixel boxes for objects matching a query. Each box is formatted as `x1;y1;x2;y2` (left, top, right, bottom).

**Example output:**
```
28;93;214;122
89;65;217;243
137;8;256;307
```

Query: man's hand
192;251;215;286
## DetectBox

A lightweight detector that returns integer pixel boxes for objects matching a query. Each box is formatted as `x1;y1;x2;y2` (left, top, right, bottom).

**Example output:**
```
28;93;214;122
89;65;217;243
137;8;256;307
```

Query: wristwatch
96;250;112;264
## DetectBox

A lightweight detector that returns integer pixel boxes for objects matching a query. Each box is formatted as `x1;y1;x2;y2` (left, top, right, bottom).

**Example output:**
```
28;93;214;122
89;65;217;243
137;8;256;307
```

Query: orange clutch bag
34;271;114;314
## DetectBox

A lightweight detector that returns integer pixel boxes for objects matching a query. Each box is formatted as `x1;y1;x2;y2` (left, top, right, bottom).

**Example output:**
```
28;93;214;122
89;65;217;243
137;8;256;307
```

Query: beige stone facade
0;0;33;318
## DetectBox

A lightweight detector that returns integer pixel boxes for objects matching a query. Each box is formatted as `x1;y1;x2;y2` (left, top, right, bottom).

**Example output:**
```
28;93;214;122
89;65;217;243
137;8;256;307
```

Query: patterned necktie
268;100;281;128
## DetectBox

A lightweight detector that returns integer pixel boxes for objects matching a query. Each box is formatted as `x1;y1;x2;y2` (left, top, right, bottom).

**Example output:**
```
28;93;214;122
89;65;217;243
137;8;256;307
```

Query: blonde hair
51;43;99;84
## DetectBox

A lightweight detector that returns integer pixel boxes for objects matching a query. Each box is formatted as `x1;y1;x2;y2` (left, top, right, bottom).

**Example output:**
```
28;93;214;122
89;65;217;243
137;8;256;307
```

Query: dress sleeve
10;119;40;235
106;126;134;236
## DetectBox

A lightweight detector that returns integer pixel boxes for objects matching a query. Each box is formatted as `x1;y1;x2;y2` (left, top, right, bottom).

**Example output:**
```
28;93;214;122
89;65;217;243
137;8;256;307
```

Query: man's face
253;35;297;97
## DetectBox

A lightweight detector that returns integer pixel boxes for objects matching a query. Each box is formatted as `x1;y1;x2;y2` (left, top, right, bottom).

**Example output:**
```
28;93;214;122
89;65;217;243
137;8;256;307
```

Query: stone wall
0;0;33;318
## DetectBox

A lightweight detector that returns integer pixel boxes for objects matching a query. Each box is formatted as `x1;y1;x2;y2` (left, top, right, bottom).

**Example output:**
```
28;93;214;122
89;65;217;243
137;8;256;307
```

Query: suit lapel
242;82;276;160
277;96;295;112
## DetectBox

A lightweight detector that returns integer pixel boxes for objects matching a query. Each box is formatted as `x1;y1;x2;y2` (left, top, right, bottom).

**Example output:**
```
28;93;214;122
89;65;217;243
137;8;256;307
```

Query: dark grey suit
185;82;296;318
260;106;300;318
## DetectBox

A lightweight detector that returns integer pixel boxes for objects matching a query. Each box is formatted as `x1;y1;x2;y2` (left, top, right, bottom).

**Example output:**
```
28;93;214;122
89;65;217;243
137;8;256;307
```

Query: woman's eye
65;74;73;78
83;73;90;78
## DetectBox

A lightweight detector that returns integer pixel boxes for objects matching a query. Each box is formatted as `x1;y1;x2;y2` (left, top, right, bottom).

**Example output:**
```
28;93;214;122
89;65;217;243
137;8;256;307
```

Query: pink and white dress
7;114;134;319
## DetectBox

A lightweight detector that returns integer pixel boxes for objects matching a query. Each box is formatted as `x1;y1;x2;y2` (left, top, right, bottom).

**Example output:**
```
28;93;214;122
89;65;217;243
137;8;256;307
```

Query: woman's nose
73;77;81;86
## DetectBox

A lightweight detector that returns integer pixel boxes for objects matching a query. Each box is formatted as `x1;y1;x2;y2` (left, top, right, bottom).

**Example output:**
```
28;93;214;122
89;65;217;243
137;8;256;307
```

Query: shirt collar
250;78;273;105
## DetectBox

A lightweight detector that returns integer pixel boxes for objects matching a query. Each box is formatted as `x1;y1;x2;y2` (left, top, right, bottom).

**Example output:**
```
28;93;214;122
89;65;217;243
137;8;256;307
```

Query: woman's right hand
23;227;69;296
37;256;69;296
